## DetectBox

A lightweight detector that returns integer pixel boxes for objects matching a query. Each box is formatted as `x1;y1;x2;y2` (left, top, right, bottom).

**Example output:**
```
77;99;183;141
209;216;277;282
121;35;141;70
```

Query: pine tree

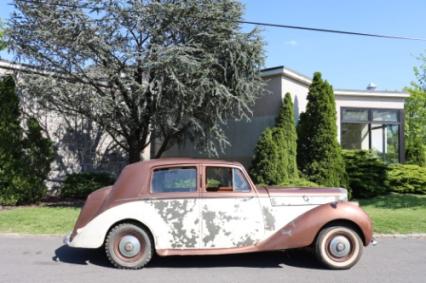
250;128;280;185
297;72;347;187
276;93;298;181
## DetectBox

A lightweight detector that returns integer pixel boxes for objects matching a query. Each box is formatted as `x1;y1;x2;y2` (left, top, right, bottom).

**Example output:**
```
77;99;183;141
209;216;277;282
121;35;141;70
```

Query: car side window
205;167;250;193
233;168;250;192
152;167;197;193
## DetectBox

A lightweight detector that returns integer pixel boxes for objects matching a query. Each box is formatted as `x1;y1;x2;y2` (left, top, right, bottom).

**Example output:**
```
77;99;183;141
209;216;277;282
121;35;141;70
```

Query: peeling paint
202;210;221;246
262;207;276;231
281;221;296;237
233;236;255;247
153;200;198;248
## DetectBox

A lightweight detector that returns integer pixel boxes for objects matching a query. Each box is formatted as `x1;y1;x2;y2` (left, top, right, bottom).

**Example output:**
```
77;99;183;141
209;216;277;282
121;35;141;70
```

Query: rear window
151;167;197;193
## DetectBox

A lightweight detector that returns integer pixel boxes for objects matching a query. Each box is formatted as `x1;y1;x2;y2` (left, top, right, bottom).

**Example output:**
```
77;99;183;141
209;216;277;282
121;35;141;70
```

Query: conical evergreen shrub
297;72;347;187
250;93;299;185
250;128;280;185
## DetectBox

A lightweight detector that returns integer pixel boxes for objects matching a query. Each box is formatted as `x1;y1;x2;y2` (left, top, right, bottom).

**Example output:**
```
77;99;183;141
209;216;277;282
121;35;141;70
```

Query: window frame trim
149;164;201;197
340;107;405;162
201;164;254;197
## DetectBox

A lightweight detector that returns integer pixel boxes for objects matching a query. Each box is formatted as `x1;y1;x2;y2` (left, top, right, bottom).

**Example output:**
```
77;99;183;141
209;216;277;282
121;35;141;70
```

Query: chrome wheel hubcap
329;235;351;258
118;235;141;258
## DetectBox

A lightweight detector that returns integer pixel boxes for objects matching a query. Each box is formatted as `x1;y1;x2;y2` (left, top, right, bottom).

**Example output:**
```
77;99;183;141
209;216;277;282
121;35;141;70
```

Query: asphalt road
0;235;425;283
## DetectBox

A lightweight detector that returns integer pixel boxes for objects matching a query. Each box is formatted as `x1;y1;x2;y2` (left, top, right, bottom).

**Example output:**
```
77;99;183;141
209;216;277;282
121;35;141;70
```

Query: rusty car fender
256;201;373;251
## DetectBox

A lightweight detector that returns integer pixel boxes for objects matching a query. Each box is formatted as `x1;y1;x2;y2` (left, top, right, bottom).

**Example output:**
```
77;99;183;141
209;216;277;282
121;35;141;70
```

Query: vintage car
65;158;374;270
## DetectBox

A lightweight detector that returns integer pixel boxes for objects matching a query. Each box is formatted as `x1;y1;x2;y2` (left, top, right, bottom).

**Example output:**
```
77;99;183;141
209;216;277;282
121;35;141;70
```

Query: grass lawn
359;193;426;234
0;193;425;235
0;206;80;235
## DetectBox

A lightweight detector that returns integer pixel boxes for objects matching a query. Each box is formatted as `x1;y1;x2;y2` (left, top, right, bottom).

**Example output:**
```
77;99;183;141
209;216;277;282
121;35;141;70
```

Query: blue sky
1;0;425;90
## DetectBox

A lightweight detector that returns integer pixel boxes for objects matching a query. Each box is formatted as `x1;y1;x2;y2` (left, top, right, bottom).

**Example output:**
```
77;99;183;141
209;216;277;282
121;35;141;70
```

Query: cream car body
65;158;373;269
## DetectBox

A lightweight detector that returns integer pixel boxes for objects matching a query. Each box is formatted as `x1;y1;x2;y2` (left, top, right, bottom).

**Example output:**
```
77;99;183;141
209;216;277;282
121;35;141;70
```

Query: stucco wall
281;76;309;122
164;76;285;167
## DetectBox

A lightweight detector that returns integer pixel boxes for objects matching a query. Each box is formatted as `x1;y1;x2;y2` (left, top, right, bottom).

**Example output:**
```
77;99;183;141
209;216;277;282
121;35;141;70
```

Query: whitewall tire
315;225;363;270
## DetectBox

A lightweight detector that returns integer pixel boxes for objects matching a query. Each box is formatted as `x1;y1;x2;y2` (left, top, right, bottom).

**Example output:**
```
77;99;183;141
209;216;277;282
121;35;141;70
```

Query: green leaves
0;76;54;205
10;0;265;162
387;164;426;194
60;172;115;199
250;128;280;185
343;150;389;198
0;20;6;51
250;93;298;185
297;72;347;187
405;84;426;166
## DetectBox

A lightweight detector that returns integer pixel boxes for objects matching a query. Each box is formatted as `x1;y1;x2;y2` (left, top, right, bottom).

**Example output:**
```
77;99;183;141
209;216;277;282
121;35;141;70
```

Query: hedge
387;164;426;194
60;172;115;199
342;150;390;198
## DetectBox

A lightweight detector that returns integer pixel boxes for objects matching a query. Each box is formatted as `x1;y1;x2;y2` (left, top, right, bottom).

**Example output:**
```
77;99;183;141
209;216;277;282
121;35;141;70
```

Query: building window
341;108;403;163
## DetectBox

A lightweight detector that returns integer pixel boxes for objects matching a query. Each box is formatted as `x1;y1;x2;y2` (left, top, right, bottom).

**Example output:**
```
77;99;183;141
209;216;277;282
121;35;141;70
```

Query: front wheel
315;225;363;270
105;223;153;269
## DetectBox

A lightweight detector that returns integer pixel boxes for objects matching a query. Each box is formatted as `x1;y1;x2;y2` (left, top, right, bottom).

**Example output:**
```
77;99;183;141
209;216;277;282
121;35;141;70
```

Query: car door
200;165;264;249
149;164;202;249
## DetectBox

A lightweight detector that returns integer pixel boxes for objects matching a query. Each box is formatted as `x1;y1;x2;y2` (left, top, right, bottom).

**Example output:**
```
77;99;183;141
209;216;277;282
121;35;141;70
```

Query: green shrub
342;150;389;198
0;76;54;205
250;93;299;185
405;139;426;167
297;73;347;187
250;128;281;185
279;178;319;187
275;93;298;181
60;172;115;199
387;164;426;194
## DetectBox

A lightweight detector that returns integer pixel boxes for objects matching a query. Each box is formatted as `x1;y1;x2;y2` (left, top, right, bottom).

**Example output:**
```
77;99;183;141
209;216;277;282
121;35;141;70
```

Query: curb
374;233;426;239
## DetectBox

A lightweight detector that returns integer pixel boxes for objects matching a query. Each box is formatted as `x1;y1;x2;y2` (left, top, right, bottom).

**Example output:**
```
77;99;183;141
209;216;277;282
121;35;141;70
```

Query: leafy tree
405;57;426;166
275;93;298;181
297;72;347;187
250;128;280;185
9;0;265;163
0;20;6;50
0;76;54;205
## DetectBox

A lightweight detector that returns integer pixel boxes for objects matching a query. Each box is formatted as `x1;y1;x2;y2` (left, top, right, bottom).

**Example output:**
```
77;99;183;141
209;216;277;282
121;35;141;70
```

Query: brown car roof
140;157;242;167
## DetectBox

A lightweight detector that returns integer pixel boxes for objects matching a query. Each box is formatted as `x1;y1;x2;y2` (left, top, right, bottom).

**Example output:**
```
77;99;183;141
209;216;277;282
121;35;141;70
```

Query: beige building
165;66;409;166
0;59;409;181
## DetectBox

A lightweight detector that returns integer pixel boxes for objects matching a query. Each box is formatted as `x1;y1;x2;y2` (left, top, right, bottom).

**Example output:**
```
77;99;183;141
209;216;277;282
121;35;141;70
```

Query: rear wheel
315;225;363;270
105;223;153;269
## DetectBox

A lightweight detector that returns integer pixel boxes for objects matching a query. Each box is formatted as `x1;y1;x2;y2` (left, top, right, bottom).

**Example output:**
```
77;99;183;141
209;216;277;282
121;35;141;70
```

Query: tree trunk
127;139;142;164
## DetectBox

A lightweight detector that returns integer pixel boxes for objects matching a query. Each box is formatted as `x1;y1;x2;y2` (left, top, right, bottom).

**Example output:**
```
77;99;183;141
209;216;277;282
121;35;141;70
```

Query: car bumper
63;233;73;246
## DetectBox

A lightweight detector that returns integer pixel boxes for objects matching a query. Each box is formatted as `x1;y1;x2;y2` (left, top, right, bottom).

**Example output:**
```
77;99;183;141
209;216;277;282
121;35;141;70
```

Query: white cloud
284;40;298;47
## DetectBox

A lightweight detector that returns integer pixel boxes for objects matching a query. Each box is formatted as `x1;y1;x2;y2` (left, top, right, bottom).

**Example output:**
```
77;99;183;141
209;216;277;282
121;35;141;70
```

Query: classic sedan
65;158;374;269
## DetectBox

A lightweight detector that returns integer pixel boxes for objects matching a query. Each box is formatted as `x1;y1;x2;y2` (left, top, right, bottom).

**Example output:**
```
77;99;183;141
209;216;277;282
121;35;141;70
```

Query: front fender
257;202;373;251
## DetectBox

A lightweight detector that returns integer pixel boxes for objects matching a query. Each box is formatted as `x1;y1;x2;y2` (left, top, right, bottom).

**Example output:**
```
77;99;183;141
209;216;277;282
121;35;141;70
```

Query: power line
10;0;426;42
238;20;426;42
